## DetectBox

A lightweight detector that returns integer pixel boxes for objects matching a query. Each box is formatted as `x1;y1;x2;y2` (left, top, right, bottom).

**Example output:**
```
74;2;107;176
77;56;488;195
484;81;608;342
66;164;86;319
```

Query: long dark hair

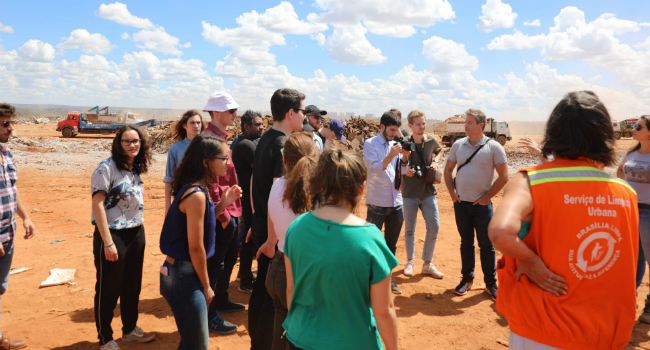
541;91;616;167
111;125;152;174
174;109;205;142
310;149;367;209
628;115;650;156
282;132;317;214
171;133;226;196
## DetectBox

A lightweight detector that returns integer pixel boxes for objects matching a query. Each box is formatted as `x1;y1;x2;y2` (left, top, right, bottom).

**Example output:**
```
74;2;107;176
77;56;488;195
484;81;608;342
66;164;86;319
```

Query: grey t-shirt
448;135;507;202
91;158;145;229
622;151;650;205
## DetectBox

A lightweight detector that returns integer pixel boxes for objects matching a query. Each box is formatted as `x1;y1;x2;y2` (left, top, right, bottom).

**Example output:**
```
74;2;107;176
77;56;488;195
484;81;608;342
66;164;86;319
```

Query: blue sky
1;0;649;120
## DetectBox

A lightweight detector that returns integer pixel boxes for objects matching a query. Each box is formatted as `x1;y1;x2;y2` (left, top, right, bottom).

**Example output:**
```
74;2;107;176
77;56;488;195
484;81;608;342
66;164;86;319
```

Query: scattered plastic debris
50;239;66;244
40;269;77;287
9;267;30;275
31;208;52;213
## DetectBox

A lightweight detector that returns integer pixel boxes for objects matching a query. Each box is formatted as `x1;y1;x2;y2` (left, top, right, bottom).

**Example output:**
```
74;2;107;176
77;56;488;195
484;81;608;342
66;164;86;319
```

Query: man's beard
383;129;392;141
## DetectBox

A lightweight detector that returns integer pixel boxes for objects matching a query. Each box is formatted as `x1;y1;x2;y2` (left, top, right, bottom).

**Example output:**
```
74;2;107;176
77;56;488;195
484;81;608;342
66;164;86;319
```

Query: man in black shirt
231;110;264;293
248;88;306;350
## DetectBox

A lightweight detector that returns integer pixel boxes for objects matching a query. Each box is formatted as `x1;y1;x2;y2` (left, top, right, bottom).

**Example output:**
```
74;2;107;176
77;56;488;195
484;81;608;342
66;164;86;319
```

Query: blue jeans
403;196;440;262
0;240;14;323
453;201;497;284
366;204;404;256
637;208;650;301
160;260;209;350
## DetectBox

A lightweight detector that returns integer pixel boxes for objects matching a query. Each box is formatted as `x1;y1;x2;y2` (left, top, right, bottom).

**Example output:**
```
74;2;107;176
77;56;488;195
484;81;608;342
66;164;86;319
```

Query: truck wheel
614;132;622;140
62;128;73;138
497;135;507;146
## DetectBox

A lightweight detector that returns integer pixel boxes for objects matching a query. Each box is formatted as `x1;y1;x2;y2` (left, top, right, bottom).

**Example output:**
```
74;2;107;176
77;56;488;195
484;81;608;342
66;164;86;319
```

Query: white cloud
202;2;326;66
120;32;130;40
524;19;540;27
96;2;154;29
422;36;478;73
18;40;56;62
487;7;650;91
131;27;190;56
0;22;14;34
57;29;116;55
316;25;387;65
477;0;518;33
308;0;455;37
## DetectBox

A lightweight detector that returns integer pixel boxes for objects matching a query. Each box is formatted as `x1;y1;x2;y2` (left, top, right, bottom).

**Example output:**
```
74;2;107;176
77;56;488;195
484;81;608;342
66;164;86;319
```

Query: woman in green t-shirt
283;149;400;350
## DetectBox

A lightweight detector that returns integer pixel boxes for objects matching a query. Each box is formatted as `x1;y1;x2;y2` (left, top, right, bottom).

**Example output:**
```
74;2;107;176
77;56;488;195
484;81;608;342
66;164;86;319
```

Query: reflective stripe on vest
527;166;636;193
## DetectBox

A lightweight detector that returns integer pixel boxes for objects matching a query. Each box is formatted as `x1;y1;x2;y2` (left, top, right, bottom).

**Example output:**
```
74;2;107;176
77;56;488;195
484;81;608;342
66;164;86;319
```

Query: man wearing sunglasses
0;103;35;349
201;91;245;335
305;105;327;153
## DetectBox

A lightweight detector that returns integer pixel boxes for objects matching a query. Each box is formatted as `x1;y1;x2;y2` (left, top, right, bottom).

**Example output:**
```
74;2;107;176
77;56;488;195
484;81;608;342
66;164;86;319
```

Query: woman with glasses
618;115;650;324
160;134;242;350
91;125;154;350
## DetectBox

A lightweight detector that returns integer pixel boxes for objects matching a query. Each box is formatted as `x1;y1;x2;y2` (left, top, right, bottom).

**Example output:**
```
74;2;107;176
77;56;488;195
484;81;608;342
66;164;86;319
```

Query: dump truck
620;118;639;138
85;106;144;124
56;111;164;138
435;115;512;146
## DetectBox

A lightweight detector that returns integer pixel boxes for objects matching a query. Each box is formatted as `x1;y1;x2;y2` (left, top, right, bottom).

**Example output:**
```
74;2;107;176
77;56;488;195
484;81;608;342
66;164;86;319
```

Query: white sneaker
100;340;120;350
423;263;444;279
122;325;155;343
403;260;415;277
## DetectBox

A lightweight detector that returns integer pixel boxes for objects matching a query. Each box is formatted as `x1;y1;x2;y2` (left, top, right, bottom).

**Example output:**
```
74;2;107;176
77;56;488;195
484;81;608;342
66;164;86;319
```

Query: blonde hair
407;110;426;124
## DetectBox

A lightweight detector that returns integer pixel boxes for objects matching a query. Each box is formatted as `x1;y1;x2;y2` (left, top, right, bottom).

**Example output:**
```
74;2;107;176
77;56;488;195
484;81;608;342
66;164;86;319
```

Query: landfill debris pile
330;117;380;155
15;117;61;125
147;121;176;153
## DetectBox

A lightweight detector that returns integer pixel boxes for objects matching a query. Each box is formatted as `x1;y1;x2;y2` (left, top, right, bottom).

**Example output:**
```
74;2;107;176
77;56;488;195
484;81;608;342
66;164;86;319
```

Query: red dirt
1;125;649;349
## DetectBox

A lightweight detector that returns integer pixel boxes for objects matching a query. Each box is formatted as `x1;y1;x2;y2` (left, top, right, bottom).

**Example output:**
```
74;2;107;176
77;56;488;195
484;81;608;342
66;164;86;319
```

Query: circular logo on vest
568;230;620;280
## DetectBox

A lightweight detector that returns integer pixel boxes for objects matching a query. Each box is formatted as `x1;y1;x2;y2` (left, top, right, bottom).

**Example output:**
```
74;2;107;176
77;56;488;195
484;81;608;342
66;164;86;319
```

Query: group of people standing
0;87;646;350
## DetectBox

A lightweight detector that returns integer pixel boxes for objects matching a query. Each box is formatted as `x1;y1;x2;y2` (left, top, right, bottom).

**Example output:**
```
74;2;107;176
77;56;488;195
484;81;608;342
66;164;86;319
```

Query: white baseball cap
203;91;240;112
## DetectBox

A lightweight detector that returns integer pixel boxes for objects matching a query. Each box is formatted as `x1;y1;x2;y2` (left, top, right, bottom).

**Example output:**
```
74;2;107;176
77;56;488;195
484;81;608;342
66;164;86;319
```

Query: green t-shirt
283;212;400;350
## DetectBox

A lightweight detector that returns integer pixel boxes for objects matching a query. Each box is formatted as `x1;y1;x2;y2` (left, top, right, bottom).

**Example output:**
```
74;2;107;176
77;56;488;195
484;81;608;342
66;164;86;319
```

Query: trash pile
147;121;176;153
330;117;380;155
14;117;61;125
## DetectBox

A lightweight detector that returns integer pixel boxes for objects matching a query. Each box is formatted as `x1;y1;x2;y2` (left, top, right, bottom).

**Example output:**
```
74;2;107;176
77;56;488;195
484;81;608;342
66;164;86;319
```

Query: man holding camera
443;109;508;300
400;110;444;279
364;110;409;294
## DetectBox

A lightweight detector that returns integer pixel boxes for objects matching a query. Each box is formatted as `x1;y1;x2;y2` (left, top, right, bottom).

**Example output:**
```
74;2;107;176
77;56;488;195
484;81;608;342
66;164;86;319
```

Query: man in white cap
201;91;244;335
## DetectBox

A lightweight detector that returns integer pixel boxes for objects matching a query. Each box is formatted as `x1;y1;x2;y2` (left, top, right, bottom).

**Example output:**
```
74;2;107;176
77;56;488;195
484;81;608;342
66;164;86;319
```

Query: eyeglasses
211;156;229;160
121;139;141;146
228;109;238;115
1;121;14;128
294;108;305;114
634;124;644;131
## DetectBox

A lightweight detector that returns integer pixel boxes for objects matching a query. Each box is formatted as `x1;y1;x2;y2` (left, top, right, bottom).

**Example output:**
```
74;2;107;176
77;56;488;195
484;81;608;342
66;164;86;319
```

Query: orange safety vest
496;158;639;350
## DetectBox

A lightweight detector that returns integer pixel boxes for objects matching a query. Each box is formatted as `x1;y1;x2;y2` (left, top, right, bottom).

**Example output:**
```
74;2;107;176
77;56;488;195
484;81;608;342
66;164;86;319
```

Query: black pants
207;216;240;316
453;201;497;284
93;225;146;345
238;203;256;285
287;341;304;350
249;222;275;350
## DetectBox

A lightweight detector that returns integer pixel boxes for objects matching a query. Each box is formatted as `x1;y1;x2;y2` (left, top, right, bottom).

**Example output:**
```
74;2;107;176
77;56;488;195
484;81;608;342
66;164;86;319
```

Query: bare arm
617;163;625;180
256;212;277;260
91;193;118;261
474;162;509;205
179;190;214;305
443;159;460;202
488;172;568;296
285;255;294;309
15;189;34;239
370;275;399;350
164;182;172;215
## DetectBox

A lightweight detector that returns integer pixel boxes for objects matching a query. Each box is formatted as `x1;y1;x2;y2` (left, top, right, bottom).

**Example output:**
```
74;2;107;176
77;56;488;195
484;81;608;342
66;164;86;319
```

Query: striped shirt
0;145;17;244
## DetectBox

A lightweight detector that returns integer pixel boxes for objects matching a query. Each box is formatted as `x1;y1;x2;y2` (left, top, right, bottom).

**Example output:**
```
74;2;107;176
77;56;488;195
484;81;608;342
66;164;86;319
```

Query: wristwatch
433;160;439;163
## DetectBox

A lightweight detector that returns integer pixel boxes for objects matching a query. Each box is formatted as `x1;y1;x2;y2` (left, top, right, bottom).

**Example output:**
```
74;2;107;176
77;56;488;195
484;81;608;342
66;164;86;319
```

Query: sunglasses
211;156;229;160
307;114;322;119
634;124;644;131
228;109;238;115
1;121;14;128
121;139;141;146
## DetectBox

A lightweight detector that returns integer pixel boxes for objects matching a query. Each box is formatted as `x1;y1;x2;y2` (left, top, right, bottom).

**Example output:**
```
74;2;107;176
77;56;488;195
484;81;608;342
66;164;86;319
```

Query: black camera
411;165;423;179
393;136;416;152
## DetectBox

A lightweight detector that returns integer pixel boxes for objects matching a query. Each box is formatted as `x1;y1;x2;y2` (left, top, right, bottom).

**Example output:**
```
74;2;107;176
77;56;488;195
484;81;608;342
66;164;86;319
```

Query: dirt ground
1;126;649;349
